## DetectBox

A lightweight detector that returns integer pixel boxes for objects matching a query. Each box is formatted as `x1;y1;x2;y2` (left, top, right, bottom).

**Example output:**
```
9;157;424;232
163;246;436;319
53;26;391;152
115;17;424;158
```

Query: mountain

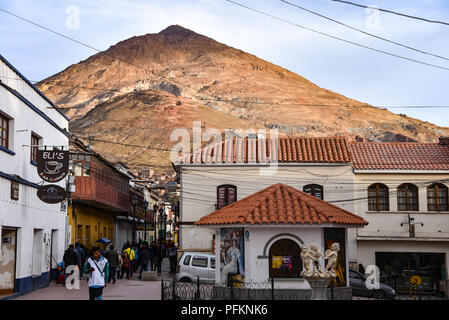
37;25;449;171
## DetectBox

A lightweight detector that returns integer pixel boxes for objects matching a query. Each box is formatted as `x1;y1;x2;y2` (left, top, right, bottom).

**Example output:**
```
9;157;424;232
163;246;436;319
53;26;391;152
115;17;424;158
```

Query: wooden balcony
72;176;129;213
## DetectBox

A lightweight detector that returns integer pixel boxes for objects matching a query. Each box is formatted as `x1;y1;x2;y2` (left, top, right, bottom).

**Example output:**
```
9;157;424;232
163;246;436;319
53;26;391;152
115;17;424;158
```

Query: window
397;184;419;211
210;258;215;269
183;255;191;266
30;133;40;163
368;183;389;211
217;185;237;209
191;256;208;268
349;270;364;280
269;238;302;278
303;184;323;200
71;153;91;177
427;183;448;212
0;113;9;149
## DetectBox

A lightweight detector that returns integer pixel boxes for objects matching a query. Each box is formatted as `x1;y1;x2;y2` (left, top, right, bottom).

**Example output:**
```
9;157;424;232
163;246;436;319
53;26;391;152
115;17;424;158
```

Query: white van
176;252;215;282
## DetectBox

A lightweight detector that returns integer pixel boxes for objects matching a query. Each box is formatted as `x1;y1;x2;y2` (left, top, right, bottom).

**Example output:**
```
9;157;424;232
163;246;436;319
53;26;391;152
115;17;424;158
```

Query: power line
280;0;449;62
332;0;449;26
223;0;449;71
3;75;449;110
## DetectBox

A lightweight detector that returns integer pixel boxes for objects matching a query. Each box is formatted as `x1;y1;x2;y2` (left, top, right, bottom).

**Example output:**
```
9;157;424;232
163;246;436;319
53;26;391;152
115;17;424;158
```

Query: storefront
376;252;446;295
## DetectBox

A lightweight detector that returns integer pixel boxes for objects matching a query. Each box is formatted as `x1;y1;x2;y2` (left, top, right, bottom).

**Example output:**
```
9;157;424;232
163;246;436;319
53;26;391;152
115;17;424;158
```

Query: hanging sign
37;185;67;204
37;150;69;182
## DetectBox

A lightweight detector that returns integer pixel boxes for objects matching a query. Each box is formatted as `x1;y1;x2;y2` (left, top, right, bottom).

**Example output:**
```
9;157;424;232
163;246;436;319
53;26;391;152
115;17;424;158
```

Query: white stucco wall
0;58;69;286
213;225;351;288
353;172;449;277
179;164;358;262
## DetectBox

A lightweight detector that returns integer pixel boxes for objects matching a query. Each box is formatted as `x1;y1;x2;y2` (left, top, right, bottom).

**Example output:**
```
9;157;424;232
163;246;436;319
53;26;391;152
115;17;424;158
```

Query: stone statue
299;242;340;300
300;244;314;277
324;242;340;278
309;243;324;275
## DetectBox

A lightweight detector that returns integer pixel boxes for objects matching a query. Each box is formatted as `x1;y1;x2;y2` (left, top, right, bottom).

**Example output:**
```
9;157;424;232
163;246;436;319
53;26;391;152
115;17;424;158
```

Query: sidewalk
12;257;174;300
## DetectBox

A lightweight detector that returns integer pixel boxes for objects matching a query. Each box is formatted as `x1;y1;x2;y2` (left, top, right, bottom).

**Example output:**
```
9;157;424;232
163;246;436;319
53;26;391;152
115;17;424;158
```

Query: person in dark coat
155;240;163;274
138;243;151;279
63;244;80;268
104;245;119;284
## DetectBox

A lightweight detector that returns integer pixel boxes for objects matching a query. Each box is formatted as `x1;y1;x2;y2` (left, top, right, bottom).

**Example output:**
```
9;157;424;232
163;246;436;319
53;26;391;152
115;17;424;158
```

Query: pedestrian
155;240;163;274
168;242;178;273
132;244;139;275
63;244;80;269
122;244;135;277
104;245;119;284
120;250;131;280
75;242;85;277
149;242;156;271
83;246;109;300
138;242;151;279
117;249;123;280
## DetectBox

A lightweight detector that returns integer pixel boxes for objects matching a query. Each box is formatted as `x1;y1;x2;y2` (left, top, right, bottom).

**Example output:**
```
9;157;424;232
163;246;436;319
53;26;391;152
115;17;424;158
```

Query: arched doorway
269;238;302;278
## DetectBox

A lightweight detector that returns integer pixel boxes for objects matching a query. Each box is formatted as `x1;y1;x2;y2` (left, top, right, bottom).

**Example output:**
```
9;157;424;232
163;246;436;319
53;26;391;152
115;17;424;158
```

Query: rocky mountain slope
37;25;449;171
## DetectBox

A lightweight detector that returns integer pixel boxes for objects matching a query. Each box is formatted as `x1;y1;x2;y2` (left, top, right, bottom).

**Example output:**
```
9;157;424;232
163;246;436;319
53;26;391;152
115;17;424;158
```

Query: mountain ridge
36;25;449;171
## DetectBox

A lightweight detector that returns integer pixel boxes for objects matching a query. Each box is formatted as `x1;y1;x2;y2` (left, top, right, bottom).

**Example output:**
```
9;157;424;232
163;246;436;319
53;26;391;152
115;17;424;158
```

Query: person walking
120;249;131;280
104;245;119;284
149;242;156;271
116;249;123;280
138;242;151;279
63;244;80;270
122;244;135;277
74;242;85;277
83;247;109;300
155;240;163;274
168;242;178;273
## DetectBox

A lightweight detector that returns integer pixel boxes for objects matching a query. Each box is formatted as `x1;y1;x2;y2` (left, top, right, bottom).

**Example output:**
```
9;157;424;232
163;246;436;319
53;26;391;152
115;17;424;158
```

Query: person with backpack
104;245;119;284
83;246;109;300
120;249;131;280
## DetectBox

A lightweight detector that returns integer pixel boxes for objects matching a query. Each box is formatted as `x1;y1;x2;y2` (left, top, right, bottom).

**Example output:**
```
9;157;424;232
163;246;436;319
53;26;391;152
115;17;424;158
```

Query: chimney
438;137;449;146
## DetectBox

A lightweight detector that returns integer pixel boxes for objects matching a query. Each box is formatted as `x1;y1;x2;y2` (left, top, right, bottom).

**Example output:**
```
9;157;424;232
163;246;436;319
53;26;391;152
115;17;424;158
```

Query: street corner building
173;136;449;298
196;183;368;299
0;55;69;297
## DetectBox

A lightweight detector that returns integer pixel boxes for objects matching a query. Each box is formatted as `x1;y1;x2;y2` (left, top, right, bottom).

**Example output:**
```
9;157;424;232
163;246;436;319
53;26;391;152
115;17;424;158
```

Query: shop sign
37;184;67;204
37;150;69;182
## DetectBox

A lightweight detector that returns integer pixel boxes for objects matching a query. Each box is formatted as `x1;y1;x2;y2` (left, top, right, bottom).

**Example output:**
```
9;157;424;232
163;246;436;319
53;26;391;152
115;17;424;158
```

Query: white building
350;140;449;297
0;55;69;297
174;136;364;291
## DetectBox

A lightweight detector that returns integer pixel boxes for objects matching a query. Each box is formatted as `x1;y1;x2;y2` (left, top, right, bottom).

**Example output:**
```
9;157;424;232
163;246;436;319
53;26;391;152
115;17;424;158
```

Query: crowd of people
62;239;178;300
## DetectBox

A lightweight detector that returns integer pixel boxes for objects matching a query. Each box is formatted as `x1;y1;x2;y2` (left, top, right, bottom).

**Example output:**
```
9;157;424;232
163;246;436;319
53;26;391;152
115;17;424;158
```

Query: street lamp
158;207;164;241
131;195;138;244
143;200;149;242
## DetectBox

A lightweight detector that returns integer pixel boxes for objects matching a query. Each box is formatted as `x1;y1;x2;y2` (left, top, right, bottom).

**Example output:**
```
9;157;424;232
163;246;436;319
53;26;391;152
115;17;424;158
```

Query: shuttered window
0;113;9;149
397;184;419;211
303;184;323;200
368;183;389;211
217;185;237;209
427;183;448;212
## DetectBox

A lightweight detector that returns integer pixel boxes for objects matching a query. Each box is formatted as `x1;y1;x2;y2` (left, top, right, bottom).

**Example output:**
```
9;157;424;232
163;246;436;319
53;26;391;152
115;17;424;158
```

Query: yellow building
68;205;116;249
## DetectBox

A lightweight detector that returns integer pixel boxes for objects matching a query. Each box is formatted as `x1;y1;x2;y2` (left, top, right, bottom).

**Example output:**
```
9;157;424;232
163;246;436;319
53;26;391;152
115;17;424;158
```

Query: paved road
13;257;174;300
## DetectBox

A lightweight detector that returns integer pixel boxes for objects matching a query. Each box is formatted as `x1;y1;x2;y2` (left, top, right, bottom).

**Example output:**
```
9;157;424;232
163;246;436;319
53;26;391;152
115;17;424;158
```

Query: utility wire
223;0;449;71
332;0;449;26
3;75;449;110
281;0;449;62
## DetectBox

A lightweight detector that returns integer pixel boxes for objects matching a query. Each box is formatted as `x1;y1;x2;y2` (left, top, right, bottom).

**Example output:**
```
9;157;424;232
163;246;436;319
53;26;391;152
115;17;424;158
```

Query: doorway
0;228;17;294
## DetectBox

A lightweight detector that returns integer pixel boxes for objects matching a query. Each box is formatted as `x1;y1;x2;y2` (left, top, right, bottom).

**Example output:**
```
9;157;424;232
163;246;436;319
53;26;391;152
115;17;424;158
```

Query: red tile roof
174;137;351;164
196;183;368;226
349;142;449;170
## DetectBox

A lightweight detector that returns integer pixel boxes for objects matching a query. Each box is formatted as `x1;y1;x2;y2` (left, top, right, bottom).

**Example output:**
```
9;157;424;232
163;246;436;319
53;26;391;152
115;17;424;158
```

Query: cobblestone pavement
13;257;174;300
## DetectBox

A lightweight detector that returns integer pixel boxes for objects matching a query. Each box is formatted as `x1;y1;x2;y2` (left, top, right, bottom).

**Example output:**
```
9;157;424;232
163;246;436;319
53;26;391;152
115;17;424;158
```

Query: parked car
176;252;215;282
349;269;397;299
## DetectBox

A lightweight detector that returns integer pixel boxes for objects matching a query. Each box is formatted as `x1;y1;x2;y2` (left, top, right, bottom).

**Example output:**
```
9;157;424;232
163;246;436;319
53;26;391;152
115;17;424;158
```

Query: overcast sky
1;0;448;126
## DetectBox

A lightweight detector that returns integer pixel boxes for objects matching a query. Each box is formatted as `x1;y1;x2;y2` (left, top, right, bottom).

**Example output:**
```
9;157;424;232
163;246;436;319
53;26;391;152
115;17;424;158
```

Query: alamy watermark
65;5;80;30
170;121;280;175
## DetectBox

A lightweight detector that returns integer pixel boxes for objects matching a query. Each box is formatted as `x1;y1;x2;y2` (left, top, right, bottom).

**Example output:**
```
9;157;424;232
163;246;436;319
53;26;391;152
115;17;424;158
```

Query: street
12;258;174;300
